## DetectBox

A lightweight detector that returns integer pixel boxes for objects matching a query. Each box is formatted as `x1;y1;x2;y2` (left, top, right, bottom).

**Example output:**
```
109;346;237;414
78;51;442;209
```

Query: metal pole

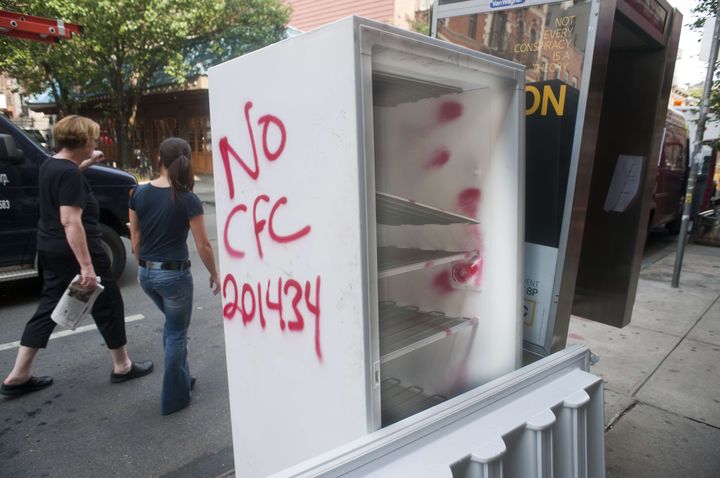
672;3;720;288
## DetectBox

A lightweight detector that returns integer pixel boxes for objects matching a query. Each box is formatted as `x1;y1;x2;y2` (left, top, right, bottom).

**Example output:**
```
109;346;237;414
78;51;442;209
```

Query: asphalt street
0;205;234;478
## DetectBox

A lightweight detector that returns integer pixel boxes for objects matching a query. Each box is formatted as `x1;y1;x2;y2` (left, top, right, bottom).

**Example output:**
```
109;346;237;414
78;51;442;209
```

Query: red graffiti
452;257;483;287
253;195;270;258
458;188;481;217
438;100;463;123
223;194;311;259
452;261;478;284
222;274;240;319
305;276;321;360
219;99;322;362
268;197;311;243
257;282;266;328
432;270;455;295
258;114;286;161
266;278;285;330
219;101;287;198
223;273;323;360
284;279;304;331
224;204;248;258
425;147;450;169
241;283;256;325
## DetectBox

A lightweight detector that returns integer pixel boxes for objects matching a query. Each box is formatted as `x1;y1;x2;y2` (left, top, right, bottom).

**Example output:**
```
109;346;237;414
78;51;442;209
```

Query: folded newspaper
51;275;104;330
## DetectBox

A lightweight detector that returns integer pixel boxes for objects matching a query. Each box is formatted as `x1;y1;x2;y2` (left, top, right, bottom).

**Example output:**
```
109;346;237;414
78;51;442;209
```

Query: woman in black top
1;115;153;397
129;137;219;415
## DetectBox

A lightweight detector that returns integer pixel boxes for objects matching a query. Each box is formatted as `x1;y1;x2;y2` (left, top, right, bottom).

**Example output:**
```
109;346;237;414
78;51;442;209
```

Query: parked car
0;114;136;283
649;108;689;233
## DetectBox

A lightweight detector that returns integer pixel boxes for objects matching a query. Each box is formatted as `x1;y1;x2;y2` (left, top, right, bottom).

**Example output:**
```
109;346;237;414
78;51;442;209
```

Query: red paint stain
568;333;586;341
425;147;450;169
473;257;484;287
452;261;479;284
458;188;481;217
438;101;463;123
432;270;455;295
451;257;484;288
424;261;435;268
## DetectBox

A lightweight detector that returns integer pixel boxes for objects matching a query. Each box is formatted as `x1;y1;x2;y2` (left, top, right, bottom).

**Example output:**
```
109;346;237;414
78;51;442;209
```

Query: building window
489;12;507;52
189;116;211;153
468;14;478;39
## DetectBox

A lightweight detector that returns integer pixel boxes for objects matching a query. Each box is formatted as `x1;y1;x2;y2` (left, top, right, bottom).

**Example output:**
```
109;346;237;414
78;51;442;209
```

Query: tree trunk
117;113;131;170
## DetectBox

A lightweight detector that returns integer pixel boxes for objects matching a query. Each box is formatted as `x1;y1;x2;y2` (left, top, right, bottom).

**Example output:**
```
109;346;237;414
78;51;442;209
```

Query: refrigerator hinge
373;361;381;387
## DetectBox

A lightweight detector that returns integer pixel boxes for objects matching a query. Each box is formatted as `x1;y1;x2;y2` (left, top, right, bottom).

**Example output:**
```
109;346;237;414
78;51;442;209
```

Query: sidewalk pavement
196;172;718;475
568;242;720;477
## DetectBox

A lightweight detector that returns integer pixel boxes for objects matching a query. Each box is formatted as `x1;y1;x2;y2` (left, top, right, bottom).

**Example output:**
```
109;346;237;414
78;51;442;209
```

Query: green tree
0;0;290;166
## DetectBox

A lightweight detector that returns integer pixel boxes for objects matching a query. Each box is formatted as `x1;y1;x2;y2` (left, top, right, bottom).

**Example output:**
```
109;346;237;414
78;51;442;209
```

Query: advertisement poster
436;0;591;349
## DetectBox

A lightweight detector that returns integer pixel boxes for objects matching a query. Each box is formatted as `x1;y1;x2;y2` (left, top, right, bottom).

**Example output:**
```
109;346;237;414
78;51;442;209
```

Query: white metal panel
208;17;369;477
272;345;605;478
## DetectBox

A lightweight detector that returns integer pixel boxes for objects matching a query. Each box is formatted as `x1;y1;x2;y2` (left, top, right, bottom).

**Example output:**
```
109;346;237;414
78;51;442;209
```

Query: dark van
649;108;689;233
0;115;136;283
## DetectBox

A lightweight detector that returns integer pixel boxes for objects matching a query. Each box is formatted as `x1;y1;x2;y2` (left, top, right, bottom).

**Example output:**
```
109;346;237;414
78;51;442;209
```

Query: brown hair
53;115;100;150
158;137;194;201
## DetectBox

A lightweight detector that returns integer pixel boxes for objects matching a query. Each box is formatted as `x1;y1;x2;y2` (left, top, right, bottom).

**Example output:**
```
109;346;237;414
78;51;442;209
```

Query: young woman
129;137;219;415
1;115;153;397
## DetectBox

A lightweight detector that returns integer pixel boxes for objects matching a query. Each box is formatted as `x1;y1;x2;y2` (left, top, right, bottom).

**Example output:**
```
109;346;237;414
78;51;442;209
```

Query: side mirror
0;134;24;163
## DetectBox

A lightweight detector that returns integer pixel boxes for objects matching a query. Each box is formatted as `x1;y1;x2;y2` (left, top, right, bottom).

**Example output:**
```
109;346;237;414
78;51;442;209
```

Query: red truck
649;108;689;233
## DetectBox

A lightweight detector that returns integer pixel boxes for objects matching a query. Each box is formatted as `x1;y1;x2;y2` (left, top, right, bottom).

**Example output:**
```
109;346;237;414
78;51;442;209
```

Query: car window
23;129;52;154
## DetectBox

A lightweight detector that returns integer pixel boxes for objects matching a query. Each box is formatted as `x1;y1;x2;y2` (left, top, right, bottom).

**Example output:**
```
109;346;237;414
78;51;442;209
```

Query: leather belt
139;259;191;271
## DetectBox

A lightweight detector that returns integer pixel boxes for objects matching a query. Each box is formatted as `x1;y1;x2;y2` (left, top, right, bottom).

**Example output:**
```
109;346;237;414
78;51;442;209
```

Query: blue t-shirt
129;183;203;262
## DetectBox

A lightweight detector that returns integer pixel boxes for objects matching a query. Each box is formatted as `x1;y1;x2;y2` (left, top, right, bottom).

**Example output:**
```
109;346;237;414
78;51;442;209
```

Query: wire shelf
380;378;447;426
377;247;469;279
378;301;478;363
376;191;480;226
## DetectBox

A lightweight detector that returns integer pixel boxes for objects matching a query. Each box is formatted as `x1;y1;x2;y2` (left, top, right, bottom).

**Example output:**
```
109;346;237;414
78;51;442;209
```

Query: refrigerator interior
365;41;523;427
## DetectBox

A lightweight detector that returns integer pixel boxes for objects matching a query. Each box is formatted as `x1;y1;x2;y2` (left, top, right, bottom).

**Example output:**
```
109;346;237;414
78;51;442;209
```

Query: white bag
51;275;104;330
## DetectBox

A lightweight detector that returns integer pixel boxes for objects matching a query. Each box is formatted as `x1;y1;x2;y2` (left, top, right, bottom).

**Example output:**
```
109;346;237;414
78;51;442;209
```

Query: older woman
1;115;153;397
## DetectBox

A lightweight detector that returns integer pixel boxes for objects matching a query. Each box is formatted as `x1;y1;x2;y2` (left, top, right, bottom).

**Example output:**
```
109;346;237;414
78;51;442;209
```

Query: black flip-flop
0;376;53;397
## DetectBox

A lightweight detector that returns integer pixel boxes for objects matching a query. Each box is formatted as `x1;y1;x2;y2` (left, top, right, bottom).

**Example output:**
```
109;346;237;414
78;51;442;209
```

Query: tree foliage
0;0;291;165
689;0;719;127
689;0;718;31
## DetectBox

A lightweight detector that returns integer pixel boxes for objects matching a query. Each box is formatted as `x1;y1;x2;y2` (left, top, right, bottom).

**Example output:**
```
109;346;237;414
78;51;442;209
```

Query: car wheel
99;224;126;280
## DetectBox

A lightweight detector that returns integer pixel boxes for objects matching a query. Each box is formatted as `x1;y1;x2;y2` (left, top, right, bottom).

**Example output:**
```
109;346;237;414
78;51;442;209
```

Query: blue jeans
139;267;193;415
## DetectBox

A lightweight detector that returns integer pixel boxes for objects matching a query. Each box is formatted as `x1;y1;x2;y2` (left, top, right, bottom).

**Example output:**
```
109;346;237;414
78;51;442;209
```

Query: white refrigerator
209;16;525;476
